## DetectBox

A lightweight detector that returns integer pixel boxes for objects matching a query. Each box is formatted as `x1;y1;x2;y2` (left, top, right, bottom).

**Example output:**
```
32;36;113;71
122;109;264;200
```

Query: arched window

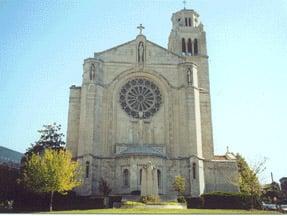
187;38;192;54
185;18;188;26
188;18;192;26
192;163;196;179
182;38;186;53
123;169;129;186
140;169;142;185
157;170;161;188
187;68;193;84
194;39;198;55
85;161;90;178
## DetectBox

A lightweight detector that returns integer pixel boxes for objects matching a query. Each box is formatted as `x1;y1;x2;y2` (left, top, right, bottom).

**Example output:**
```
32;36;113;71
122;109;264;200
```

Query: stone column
152;168;158;195
130;158;137;192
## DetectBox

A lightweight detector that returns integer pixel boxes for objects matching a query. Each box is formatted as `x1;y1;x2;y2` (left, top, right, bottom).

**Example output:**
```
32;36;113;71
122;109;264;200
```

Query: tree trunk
50;191;54;212
251;194;254;210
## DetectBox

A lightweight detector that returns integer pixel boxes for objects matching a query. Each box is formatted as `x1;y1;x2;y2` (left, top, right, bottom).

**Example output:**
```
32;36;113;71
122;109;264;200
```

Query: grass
50;208;280;214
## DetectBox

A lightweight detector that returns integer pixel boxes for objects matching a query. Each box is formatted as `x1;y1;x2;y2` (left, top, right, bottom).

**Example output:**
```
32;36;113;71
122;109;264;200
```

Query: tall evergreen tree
25;123;65;157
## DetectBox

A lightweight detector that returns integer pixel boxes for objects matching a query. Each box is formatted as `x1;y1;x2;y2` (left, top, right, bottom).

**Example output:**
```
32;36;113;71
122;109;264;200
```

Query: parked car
261;201;277;210
277;200;287;213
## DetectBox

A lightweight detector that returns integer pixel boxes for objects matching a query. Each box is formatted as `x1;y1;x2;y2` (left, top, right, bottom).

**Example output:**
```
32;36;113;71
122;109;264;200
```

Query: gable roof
213;155;228;160
95;39;136;56
146;39;182;58
94;37;183;64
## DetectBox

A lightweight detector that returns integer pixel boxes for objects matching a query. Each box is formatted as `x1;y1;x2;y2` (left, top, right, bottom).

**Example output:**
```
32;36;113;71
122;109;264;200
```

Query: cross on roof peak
226;146;230;153
137;24;145;35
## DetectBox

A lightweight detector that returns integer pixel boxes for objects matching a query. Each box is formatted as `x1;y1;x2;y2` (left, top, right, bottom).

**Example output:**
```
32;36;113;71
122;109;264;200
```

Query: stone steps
122;195;140;202
159;195;178;202
121;194;177;202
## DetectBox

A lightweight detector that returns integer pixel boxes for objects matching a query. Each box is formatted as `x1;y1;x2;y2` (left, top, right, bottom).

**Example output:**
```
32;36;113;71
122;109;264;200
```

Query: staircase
121;194;177;202
122;195;140;202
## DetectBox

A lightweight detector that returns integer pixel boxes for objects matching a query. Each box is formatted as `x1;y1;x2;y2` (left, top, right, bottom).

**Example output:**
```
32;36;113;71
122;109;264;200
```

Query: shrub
177;196;186;203
140;195;160;204
172;176;185;196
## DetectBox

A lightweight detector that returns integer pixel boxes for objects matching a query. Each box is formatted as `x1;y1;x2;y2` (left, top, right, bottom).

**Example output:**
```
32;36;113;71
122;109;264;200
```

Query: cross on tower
183;0;187;9
137;24;145;35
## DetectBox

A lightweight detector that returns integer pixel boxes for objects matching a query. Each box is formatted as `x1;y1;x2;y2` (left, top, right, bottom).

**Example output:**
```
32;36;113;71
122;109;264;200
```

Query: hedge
13;192;104;212
201;192;258;209
185;197;202;209
185;192;261;210
108;195;122;208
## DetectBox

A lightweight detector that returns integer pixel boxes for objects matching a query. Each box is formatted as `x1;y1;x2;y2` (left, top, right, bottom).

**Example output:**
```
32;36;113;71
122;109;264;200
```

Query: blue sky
0;0;286;183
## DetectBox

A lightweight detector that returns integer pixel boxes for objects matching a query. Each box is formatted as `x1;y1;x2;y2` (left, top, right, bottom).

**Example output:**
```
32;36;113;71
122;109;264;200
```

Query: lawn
50;208;279;214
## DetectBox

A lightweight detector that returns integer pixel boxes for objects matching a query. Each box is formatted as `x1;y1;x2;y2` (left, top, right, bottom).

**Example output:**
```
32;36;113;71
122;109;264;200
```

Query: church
66;5;239;197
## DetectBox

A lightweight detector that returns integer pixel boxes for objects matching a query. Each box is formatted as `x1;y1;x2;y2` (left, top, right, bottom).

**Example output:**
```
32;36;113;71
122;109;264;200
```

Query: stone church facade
67;7;239;197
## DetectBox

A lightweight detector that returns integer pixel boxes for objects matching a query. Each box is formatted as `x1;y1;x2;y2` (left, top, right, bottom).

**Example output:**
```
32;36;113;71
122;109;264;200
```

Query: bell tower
168;8;207;56
169;6;214;160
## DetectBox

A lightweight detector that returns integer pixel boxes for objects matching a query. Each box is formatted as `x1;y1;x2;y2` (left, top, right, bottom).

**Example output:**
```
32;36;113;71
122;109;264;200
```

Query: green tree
22;149;81;211
172;175;186;197
236;154;266;208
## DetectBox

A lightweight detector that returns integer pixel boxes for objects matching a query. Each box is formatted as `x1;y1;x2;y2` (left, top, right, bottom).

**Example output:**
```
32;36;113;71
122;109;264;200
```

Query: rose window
119;78;162;119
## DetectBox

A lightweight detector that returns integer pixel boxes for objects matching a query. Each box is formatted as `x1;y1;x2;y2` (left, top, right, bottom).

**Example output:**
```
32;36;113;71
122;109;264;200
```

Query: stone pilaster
183;63;203;158
66;86;81;158
189;157;205;197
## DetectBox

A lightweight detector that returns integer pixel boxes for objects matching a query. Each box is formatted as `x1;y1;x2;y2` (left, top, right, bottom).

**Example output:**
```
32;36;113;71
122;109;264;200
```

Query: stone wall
204;160;239;193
